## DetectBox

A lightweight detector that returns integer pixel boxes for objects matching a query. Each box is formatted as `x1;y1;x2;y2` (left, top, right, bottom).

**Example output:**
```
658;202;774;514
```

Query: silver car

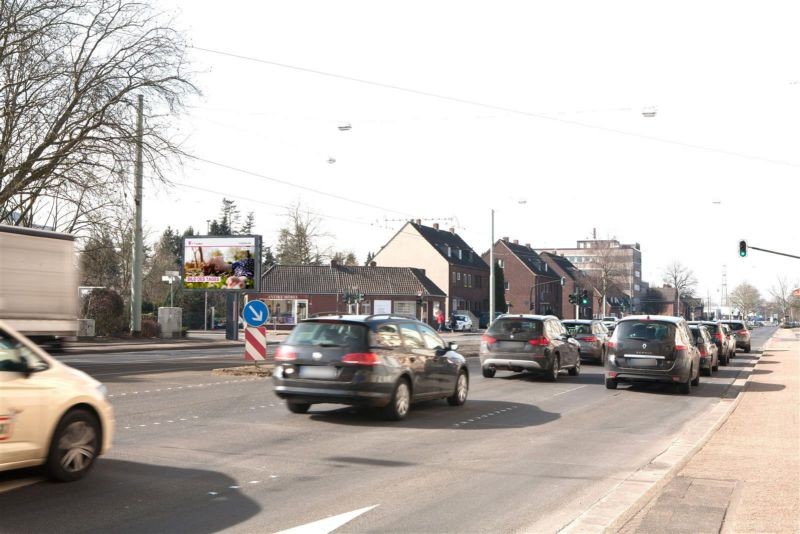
562;319;610;364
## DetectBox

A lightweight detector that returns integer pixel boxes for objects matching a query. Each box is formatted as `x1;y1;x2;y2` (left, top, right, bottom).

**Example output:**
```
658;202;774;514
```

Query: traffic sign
243;299;269;327
244;326;267;361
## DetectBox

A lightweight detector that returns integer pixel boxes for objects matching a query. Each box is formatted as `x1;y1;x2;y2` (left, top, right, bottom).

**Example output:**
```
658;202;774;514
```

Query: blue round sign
243;300;269;327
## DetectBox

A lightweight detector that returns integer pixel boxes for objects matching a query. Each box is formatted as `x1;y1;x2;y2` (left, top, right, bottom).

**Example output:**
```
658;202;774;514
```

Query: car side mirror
448;342;459;351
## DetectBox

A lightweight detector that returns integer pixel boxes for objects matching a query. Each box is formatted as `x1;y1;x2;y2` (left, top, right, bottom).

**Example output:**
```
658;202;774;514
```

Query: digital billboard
182;236;261;291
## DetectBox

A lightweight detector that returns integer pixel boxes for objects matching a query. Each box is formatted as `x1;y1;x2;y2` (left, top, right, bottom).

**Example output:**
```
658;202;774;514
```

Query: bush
141;318;161;338
82;289;127;336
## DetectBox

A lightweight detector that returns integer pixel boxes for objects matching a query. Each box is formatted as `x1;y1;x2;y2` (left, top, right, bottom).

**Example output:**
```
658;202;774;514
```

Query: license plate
625;357;658;367
298;366;337;379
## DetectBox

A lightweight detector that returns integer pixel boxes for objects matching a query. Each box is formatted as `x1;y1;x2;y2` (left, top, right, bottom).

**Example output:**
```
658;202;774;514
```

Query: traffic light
568;293;576;305
580;290;589;306
739;240;747;257
416;294;424;305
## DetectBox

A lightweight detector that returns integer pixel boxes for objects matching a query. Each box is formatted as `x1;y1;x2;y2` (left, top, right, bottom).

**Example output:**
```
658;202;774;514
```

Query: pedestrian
449;312;456;332
436;309;445;332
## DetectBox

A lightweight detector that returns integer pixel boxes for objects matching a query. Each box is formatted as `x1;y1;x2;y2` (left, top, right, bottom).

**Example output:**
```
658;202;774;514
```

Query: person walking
436;309;445;332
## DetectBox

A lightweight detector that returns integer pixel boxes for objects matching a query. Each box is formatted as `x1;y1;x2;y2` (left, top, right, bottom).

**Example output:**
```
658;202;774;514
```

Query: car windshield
689;327;703;342
727;322;745;330
487;319;543;338
615;321;675;342
285;321;368;347
562;322;591;335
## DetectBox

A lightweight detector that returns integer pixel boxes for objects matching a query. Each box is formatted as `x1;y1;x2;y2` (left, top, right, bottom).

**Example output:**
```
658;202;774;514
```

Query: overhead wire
191;45;800;170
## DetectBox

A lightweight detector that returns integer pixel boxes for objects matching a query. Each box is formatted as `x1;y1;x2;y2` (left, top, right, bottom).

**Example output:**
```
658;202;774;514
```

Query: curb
559;336;775;533
62;340;248;354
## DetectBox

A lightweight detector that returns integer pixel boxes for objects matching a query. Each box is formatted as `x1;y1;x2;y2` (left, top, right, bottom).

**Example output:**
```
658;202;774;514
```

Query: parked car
452;314;473;332
601;316;618;330
453;310;479;331
272;314;469;420
688;321;735;366
689;324;719;376
0;320;114;481
605;315;701;394
480;314;581;381
721;320;751;353
561;319;610;364
478;311;504;329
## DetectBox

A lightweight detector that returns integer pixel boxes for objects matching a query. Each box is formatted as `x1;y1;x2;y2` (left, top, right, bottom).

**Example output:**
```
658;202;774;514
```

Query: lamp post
489;209;495;325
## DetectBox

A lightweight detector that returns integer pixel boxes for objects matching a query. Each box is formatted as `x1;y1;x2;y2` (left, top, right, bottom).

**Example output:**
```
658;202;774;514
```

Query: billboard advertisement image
183;236;261;290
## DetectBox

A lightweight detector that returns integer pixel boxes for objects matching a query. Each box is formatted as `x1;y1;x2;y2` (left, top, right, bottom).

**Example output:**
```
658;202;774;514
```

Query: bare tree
580;241;628;316
769;276;800;321
662;261;697;315
0;0;196;231
276;203;331;265
729;282;760;320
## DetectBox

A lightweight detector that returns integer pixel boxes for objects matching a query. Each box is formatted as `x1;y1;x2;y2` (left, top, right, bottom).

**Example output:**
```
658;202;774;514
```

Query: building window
634;284;640;291
452;271;457;283
394;301;416;317
456;272;461;281
498;259;504;268
458;249;463;260
504;281;510;291
447;245;452;257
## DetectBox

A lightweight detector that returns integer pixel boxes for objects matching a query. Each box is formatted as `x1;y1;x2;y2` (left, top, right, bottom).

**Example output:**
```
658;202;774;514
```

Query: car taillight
481;335;497;344
698;346;707;356
528;336;549;346
674;344;688;351
275;346;297;361
714;332;722;341
581;336;598;342
341;352;380;365
607;340;616;349
737;330;748;335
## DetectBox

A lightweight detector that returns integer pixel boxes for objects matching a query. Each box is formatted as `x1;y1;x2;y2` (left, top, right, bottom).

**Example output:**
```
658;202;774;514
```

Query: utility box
77;319;95;338
158;307;182;339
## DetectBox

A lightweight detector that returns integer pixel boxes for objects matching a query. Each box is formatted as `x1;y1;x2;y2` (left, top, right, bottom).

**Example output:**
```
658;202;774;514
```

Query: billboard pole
131;94;144;335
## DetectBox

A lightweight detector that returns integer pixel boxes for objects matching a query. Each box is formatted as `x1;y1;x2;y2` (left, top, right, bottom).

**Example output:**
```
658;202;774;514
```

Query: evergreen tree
364;251;375;266
494;261;508;313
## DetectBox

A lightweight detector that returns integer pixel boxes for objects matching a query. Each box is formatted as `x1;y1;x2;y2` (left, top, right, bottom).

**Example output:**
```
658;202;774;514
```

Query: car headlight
96;383;108;399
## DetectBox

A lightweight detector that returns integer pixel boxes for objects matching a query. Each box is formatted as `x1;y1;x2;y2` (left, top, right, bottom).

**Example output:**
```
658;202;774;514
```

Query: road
0;327;776;533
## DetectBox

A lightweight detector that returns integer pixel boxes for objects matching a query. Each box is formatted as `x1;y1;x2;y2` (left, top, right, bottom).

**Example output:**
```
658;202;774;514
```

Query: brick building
249;263;446;329
372;221;489;317
538;251;584;319
482;239;562;316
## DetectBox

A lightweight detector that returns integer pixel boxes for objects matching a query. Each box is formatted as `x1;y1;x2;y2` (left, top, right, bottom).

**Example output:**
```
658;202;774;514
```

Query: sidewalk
618;329;800;533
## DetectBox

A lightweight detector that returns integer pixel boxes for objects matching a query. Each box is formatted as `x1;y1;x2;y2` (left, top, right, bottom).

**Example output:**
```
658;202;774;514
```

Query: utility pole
131;94;144;335
489;209;495;326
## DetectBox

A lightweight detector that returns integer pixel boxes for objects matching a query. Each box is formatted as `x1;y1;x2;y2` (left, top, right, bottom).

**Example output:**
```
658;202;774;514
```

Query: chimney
449;227;455;234
525;243;531;248
369;261;376;267
433;223;439;230
415;219;421;225
502;236;509;242
513;239;518;245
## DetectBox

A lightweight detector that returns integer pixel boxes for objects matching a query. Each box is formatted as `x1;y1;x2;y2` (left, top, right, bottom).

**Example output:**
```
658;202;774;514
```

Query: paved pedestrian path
619;330;800;533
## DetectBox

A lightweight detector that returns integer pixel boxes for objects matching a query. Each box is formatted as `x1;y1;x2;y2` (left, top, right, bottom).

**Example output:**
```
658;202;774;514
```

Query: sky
143;0;800;305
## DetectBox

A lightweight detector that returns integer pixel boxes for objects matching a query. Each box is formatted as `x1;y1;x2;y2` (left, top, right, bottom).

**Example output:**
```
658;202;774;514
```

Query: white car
0;321;114;481
453;314;473;332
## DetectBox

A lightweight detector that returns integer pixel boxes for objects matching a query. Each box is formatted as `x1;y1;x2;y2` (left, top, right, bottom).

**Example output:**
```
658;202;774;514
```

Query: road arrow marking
274;504;379;534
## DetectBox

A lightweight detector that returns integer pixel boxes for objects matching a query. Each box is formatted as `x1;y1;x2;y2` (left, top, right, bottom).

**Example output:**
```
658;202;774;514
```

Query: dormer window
458;249;463;260
447;245;452;257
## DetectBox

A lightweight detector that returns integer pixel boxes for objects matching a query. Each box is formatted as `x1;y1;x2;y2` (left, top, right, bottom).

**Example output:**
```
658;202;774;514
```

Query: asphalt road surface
0;327;776;533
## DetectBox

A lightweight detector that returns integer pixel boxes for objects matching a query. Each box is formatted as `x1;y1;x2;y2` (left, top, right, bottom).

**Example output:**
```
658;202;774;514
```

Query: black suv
272;314;469;420
606;315;701;394
479;314;581;381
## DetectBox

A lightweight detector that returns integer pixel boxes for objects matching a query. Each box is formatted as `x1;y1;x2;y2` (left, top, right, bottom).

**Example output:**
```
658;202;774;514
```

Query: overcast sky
145;0;800;304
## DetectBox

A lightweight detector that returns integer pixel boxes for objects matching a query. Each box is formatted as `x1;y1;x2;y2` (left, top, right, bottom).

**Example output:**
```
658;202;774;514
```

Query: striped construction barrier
245;326;267;361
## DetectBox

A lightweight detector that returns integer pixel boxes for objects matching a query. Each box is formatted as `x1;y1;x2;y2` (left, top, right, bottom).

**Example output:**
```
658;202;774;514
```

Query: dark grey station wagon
272;315;469;420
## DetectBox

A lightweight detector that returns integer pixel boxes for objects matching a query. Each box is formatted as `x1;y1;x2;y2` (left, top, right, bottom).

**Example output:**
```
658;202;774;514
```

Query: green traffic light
739;240;747;257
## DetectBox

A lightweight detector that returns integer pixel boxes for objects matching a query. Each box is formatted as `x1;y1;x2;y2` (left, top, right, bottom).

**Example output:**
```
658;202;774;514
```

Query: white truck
0;224;78;349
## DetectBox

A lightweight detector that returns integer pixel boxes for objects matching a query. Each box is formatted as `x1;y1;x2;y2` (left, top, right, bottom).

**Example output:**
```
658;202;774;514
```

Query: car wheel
745;344;751;353
702;366;711;377
712;357;719;372
691;366;700;386
482;367;496;378
568;357;580;376
677;374;691;395
46;409;100;482
447;370;469;406
605;378;618;390
382;378;411;421
546;355;560;382
287;401;311;414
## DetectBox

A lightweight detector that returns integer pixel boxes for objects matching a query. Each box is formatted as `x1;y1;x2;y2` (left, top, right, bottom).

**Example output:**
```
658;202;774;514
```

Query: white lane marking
553;385;589;396
229;485;240;489
275;505;379;534
249;480;260;484
0;477;44;494
269;475;279;479
208;491;219;496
